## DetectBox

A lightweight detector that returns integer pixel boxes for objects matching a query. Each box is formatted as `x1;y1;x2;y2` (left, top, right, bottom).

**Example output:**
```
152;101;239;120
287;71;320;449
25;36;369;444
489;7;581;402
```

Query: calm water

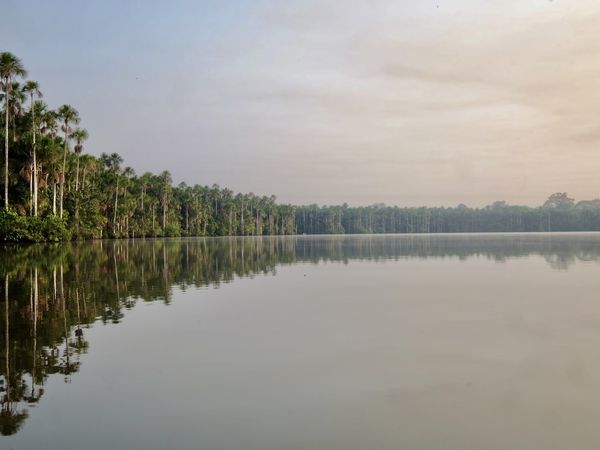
2;234;600;449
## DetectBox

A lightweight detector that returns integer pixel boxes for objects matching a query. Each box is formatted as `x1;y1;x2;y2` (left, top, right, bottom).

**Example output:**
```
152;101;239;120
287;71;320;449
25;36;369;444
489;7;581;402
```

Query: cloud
5;0;600;206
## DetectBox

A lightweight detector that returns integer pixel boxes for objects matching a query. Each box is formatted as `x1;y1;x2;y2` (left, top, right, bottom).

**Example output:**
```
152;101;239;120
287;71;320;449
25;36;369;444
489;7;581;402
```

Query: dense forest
295;194;600;234
3;51;600;242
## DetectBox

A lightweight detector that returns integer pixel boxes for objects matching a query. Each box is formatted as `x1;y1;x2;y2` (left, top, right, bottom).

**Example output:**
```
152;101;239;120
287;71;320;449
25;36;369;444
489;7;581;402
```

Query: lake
2;234;600;449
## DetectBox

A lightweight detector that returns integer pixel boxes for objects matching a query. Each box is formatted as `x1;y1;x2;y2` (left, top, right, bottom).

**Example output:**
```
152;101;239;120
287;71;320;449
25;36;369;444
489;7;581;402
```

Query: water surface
2;234;600;449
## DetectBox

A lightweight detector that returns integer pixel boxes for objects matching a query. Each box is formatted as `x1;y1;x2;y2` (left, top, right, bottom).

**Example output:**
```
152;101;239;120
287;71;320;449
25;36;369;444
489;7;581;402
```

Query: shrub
0;210;73;242
0;209;30;242
164;222;181;237
43;215;72;242
27;216;45;242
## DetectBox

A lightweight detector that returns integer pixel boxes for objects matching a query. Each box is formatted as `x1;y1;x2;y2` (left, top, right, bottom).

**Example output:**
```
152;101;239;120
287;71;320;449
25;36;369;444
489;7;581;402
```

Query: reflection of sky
4;1;600;206
6;239;600;449
2;234;600;441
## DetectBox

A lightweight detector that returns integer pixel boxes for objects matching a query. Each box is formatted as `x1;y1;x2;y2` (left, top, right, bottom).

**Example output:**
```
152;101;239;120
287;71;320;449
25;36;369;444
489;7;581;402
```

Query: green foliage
26;216;45;242
0;210;71;242
0;209;30;241
295;194;600;234
43;215;71;242
164;222;181;237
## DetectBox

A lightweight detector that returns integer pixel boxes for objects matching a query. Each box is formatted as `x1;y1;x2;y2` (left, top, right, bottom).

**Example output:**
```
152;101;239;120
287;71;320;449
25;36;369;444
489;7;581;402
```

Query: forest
3;51;600;242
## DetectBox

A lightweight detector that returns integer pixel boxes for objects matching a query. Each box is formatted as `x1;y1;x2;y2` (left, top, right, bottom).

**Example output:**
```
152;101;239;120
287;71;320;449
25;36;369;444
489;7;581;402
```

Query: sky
3;0;600;207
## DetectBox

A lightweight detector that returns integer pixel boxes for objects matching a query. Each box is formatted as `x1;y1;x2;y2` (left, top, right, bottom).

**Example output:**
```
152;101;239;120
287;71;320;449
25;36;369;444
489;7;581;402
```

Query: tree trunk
59;172;65;217
152;205;156;236
60;123;68;218
52;181;57;215
82;167;87;190
241;200;244;235
32;93;38;216
113;176;119;235
75;153;80;191
162;192;167;231
29;168;32;215
4;77;9;210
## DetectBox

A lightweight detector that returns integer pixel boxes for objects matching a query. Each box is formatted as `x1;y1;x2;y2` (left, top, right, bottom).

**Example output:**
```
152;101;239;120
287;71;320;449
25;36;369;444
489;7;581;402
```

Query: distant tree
543;192;574;210
56;104;80;218
100;152;124;236
488;201;508;210
23;81;42;215
0;52;27;209
70;128;88;192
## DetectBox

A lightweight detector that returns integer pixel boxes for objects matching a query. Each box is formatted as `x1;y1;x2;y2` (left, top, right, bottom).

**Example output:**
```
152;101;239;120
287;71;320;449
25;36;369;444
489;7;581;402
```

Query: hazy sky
3;0;600;206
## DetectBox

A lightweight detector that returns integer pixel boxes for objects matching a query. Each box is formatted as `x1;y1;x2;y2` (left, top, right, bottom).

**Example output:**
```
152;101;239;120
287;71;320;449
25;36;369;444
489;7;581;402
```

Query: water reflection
2;233;600;435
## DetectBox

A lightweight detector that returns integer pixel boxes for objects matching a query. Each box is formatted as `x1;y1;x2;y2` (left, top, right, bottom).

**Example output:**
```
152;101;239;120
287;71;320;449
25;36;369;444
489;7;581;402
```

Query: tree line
3;51;600;242
295;194;600;234
0;52;296;241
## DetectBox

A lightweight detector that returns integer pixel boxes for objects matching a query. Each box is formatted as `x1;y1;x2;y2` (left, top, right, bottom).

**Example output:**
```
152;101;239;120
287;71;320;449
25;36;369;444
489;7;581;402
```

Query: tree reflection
2;234;600;435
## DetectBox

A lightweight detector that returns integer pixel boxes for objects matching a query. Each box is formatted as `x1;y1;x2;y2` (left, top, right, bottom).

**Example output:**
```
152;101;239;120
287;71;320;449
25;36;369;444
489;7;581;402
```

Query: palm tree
39;108;58;139
70;128;88;192
159;171;172;232
101;152;124;235
79;154;97;191
23;81;42;216
42;130;63;215
139;173;151;211
121;166;135;235
0;52;27;210
56;104;80;218
7;82;25;144
36;105;60;213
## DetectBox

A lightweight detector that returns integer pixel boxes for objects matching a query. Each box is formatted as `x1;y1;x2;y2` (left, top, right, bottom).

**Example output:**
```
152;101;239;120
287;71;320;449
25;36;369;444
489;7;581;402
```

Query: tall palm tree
23;81;42;216
39;108;58;139
101;152;124;235
7;82;25;144
56;104;80;218
0;52;27;210
46;149;62;215
78;154;97;191
159;171;172;232
70;128;88;192
139;173;151;211
38;108;61;214
121;166;135;235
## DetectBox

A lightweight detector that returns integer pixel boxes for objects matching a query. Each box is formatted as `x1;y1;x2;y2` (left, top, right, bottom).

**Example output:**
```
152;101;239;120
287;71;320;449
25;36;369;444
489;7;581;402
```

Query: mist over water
3;234;600;449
